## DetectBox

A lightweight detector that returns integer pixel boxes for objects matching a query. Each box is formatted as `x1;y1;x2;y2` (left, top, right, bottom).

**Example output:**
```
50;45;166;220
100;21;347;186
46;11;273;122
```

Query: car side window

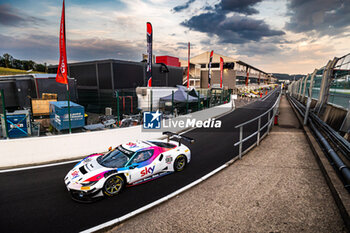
131;150;154;164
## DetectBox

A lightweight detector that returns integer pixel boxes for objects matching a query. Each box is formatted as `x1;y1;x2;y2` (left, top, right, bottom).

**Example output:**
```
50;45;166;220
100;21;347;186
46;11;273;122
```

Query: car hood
67;155;111;183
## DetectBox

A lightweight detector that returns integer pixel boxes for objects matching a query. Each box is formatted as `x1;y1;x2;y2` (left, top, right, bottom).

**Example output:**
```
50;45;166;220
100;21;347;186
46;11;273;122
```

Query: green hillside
0;67;46;76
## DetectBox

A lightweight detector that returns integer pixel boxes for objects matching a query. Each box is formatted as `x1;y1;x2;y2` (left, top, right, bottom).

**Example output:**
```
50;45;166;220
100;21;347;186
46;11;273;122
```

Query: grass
0;67;46;76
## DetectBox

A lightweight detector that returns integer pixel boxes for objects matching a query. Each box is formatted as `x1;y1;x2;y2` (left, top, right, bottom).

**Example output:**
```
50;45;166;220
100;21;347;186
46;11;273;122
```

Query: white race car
64;132;193;202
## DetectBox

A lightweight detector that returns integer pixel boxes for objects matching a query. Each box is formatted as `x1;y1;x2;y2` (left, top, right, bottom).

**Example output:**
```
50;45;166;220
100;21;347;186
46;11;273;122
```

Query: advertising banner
56;0;68;85
208;50;213;88
146;22;153;87
220;57;223;88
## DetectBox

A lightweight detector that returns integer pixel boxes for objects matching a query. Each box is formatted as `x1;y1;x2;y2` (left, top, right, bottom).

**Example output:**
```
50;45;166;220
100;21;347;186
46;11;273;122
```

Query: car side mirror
108;146;112;151
159;154;163;161
129;164;139;169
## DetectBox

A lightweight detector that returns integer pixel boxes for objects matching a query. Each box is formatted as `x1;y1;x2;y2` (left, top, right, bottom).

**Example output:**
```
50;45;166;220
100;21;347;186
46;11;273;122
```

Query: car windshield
97;147;133;168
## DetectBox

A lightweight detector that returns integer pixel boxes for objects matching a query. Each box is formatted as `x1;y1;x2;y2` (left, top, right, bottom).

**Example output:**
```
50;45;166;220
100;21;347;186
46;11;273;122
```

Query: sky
0;0;349;74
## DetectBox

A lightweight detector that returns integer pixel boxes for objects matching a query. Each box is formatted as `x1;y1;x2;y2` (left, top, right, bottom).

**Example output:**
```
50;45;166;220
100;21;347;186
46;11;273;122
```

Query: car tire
174;154;187;172
103;174;125;196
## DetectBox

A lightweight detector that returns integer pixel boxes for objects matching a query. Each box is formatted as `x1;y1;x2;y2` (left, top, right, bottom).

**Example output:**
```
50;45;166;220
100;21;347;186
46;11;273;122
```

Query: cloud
173;0;196;12
216;0;263;15
182;12;285;44
0;4;43;27
236;42;282;56
0;33;143;63
68;38;143;61
285;0;350;35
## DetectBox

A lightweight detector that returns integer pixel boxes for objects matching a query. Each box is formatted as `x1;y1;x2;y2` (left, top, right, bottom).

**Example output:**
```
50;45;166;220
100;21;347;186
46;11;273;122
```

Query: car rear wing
162;131;194;146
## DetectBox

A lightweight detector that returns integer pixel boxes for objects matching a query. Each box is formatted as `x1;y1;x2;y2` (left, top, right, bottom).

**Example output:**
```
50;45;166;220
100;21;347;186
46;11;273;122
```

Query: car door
127;150;155;183
152;151;170;174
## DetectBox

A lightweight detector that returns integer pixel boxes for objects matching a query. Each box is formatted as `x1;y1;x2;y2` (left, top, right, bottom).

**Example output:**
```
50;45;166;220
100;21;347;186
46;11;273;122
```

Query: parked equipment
1;110;31;138
50;101;85;131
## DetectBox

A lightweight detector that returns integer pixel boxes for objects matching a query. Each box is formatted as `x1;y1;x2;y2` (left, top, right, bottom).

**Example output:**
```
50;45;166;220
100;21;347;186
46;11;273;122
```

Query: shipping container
156;56;180;67
0;74;78;111
49;101;85;131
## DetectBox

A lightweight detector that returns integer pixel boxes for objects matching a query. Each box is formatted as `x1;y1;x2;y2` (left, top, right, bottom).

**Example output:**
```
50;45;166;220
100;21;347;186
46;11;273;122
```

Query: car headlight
81;181;98;187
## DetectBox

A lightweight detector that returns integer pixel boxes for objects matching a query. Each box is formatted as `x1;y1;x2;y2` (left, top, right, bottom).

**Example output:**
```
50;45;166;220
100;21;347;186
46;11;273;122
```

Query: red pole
187;42;190;89
129;96;133;113
246;71;249;86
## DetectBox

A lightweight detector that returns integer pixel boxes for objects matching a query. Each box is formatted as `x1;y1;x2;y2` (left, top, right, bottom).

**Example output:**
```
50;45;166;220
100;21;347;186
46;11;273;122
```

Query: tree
12;59;23;69
0;55;4;67
22;60;35;70
35;63;46;72
3;53;13;68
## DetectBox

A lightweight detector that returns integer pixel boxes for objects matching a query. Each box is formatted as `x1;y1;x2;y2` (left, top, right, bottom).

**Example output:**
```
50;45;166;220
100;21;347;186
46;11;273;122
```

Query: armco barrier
234;89;282;159
0;99;234;168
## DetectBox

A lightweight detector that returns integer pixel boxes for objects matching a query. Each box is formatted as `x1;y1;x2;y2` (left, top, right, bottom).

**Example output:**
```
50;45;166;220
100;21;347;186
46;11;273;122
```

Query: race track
0;89;280;233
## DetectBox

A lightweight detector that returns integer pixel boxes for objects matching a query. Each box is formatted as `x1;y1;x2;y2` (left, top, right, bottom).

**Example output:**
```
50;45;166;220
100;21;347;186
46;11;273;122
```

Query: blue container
5;110;30;138
50;101;85;131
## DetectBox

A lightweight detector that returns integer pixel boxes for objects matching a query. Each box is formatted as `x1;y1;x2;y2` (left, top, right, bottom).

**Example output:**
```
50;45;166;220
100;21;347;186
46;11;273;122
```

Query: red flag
56;0;68;85
187;42;190;89
220;57;223;88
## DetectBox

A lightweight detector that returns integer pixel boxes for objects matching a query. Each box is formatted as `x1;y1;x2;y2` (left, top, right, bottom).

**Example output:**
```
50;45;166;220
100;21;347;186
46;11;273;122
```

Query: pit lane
0;89;280;233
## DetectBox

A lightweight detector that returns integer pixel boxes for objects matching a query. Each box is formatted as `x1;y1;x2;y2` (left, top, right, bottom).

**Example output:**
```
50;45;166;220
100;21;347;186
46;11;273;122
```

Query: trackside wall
0;100;234;168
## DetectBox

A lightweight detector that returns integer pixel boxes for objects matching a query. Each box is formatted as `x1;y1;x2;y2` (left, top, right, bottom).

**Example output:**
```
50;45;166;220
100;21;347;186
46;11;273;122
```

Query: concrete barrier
0;100;234;168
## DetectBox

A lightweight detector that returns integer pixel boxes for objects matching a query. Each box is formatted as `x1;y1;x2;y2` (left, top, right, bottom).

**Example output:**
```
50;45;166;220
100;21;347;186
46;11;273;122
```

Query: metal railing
234;88;282;159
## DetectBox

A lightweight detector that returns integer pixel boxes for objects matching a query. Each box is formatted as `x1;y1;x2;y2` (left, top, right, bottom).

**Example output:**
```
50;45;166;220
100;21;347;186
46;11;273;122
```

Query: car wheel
174;154;187;172
103;175;124;196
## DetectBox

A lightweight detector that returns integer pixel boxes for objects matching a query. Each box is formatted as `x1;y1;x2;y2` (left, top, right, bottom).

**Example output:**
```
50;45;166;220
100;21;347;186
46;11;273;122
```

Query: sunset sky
0;0;349;74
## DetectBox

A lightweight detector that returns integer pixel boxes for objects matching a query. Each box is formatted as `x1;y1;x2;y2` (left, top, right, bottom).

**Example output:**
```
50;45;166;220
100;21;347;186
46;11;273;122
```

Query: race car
64;132;194;202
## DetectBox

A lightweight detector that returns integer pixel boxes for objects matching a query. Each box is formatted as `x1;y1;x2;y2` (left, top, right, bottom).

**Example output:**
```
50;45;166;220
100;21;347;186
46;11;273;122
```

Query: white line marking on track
0;159;81;173
80;163;229;233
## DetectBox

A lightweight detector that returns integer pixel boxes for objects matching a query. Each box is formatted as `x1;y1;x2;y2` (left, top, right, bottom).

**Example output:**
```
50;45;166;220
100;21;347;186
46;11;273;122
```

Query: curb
287;95;350;231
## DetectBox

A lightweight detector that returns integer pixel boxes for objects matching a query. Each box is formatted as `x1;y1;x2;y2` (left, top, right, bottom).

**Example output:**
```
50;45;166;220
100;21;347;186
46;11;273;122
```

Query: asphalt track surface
0;89;280;233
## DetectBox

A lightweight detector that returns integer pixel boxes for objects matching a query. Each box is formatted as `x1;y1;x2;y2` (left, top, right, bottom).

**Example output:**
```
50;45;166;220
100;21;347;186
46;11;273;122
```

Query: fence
288;53;350;110
115;88;232;121
233;88;282;159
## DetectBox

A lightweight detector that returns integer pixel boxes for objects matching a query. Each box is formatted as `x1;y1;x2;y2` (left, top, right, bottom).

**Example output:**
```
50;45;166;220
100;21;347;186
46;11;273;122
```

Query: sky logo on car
140;166;155;177
143;110;161;129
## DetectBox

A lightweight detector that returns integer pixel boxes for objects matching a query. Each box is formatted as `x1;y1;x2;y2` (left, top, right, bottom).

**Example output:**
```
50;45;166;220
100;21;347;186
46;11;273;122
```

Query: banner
56;0;68;85
220;57;223;88
208;50;213;88
146;22;153;87
187;42;190;89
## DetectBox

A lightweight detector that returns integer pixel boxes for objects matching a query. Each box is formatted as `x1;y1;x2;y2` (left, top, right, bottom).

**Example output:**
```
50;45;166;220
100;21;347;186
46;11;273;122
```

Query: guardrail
288;94;350;190
234;87;282;159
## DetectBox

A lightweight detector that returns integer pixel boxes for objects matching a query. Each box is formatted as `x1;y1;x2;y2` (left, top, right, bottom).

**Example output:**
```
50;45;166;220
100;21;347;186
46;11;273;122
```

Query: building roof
236;60;268;75
190;51;237;64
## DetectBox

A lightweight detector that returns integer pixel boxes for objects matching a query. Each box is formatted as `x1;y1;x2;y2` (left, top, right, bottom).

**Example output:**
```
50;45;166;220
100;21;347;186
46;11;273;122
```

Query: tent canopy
160;88;198;103
188;89;206;99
